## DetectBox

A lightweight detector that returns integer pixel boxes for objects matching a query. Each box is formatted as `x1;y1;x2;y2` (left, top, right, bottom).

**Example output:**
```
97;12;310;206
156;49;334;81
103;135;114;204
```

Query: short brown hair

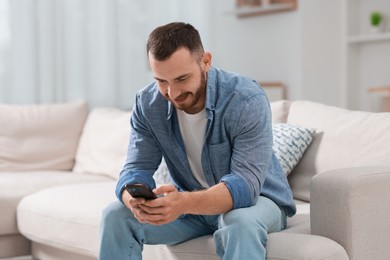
146;22;204;61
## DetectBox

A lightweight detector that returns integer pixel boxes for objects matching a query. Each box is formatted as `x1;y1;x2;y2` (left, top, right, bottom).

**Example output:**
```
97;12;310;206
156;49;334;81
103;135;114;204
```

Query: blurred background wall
0;0;389;111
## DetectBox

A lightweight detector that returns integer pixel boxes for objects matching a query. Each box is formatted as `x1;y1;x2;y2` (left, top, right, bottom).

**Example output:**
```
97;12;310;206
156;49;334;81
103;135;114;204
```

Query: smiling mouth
173;93;189;103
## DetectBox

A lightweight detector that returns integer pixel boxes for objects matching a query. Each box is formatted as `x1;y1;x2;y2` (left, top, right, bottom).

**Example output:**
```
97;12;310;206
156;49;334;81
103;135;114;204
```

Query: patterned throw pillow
273;123;316;175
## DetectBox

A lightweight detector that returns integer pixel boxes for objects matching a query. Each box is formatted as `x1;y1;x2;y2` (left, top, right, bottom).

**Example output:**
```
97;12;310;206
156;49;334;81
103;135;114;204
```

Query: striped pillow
273;123;316;175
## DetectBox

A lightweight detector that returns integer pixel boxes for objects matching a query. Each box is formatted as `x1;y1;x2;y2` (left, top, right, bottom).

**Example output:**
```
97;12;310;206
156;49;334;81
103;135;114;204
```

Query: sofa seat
142;200;348;260
17;182;117;258
0;171;111;236
0;171;110;258
17;181;348;260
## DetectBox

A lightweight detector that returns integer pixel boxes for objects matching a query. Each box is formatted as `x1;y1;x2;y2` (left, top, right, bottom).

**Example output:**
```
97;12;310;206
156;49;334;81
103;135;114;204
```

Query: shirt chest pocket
208;141;231;176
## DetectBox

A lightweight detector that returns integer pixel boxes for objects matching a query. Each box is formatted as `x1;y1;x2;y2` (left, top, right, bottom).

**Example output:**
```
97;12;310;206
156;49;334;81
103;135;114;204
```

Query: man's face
148;48;211;114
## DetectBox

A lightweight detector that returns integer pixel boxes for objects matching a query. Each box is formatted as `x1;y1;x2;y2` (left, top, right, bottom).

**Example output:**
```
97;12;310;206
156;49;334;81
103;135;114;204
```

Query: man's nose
167;83;179;99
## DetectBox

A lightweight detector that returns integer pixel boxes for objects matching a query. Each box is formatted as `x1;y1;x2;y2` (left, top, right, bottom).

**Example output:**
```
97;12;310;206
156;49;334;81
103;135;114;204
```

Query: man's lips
173;93;189;103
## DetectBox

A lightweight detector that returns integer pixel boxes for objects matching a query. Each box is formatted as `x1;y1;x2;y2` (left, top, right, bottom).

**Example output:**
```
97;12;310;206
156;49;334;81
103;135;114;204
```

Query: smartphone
125;184;157;200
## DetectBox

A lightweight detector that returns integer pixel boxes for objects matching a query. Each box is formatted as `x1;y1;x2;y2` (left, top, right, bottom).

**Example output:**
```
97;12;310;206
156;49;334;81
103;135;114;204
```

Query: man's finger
153;184;176;195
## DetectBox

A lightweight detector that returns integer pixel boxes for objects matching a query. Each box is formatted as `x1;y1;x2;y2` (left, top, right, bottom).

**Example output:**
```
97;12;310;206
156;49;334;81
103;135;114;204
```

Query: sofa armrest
310;165;390;260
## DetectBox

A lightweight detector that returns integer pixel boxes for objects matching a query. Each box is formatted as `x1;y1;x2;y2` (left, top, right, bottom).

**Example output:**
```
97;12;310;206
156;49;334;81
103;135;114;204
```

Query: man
99;22;296;260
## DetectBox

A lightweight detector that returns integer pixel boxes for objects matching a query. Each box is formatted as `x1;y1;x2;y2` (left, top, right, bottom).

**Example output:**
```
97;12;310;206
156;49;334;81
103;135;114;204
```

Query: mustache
165;92;190;100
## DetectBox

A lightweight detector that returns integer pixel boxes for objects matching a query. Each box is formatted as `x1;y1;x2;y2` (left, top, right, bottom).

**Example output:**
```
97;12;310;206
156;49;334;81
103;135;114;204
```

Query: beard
166;70;207;113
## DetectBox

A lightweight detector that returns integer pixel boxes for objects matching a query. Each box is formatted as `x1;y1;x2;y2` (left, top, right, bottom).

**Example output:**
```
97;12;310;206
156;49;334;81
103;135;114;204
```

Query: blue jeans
99;196;287;260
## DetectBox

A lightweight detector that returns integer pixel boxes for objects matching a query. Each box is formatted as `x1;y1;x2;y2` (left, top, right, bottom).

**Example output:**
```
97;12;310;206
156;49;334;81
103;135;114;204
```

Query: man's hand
138;184;184;226
122;182;233;226
122;184;184;226
122;187;149;223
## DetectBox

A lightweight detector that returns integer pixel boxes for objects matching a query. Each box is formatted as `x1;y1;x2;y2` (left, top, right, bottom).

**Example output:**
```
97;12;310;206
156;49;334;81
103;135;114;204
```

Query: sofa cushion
270;100;291;123
17;182;117;257
287;100;390;201
0;171;110;236
73;107;131;180
142;233;348;260
265;233;348;260
18;181;347;260
272;124;315;176
0;100;88;172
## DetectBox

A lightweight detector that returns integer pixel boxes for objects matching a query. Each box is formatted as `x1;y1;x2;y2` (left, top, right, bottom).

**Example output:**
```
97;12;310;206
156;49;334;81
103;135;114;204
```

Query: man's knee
101;201;130;225
219;208;260;231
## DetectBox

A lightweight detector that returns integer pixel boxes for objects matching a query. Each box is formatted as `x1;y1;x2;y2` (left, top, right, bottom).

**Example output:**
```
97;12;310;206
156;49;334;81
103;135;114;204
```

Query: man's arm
179;182;233;215
115;92;162;202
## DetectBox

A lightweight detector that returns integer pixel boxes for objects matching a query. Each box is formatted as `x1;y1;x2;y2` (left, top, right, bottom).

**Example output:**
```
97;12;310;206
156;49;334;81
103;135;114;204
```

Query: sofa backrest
270;100;291;124
0;100;88;172
73;107;131;180
286;100;390;202
74;100;294;183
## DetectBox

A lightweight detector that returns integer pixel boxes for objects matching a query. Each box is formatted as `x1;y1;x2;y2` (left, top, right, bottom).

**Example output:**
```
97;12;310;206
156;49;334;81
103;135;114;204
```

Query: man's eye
177;77;187;83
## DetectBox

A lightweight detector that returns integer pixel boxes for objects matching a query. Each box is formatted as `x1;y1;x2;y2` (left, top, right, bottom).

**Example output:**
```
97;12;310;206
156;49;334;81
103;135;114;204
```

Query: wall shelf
342;0;390;112
234;0;297;18
235;3;296;17
348;32;390;44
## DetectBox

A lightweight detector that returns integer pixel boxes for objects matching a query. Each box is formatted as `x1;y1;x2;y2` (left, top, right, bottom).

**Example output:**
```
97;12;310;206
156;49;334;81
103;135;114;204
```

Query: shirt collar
205;67;217;113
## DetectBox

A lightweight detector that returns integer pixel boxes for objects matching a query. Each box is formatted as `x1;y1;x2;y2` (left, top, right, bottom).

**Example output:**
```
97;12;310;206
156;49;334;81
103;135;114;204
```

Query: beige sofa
1;99;390;260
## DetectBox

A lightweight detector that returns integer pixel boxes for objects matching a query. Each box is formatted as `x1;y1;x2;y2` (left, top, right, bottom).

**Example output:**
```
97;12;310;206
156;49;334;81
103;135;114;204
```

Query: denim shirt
116;67;296;217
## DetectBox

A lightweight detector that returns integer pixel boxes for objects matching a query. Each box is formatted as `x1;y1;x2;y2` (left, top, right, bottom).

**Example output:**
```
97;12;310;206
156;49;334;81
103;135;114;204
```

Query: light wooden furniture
260;82;286;102
368;86;390;112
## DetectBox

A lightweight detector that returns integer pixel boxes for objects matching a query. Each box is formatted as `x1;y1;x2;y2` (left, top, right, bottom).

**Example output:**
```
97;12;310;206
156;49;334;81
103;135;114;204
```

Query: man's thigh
217;195;286;233
143;214;218;245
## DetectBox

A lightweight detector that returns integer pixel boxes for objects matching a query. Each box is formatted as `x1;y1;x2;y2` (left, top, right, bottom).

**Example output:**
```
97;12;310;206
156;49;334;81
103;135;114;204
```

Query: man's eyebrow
154;73;191;82
154;76;165;81
174;73;191;80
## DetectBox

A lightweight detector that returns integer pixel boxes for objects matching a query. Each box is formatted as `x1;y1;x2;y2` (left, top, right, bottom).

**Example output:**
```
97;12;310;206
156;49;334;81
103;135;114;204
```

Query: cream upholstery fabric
18;181;347;260
17;182;117;257
270;100;291;123
73;107;131;180
0;100;88;172
142;232;348;260
266;233;348;260
311;166;390;260
287;100;390;201
32;243;96;260
0;171;110;235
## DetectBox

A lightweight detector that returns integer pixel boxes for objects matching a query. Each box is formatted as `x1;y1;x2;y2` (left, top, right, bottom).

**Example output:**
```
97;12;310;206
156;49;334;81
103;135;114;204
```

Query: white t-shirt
176;108;209;188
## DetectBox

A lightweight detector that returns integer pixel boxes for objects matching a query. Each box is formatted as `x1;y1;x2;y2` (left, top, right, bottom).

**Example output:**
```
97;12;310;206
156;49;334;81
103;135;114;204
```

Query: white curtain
0;0;211;109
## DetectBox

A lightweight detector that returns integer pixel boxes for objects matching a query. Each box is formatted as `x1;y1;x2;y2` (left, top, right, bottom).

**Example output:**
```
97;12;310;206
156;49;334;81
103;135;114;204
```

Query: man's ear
202;52;212;71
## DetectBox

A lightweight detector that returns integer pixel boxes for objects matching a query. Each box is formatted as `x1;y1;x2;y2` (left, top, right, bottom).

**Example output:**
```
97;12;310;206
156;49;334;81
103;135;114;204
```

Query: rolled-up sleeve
220;94;273;209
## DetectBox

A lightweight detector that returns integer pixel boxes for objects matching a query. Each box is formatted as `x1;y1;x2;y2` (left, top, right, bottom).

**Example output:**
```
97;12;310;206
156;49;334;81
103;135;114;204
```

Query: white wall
208;0;343;107
209;0;303;101
0;0;347;108
300;0;343;106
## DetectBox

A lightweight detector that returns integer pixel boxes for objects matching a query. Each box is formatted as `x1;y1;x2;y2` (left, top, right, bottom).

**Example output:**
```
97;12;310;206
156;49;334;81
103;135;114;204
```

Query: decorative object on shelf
370;11;384;33
262;0;271;7
237;0;261;7
235;0;297;18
